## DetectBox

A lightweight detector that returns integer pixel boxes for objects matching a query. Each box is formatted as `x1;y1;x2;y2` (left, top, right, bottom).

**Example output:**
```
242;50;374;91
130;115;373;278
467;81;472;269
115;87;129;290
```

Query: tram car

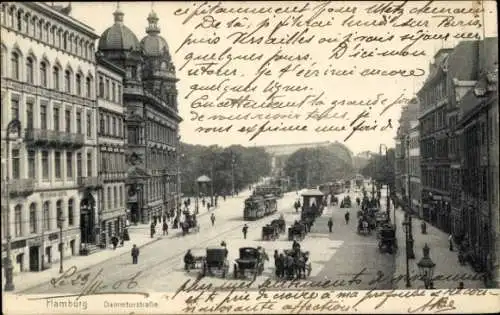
254;185;283;199
243;194;278;220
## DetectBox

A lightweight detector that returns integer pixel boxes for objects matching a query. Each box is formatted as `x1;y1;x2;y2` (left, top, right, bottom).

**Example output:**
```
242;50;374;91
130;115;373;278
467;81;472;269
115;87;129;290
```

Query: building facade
1;2;99;272
97;7;182;224
455;37;498;283
96;56;127;247
394;98;419;214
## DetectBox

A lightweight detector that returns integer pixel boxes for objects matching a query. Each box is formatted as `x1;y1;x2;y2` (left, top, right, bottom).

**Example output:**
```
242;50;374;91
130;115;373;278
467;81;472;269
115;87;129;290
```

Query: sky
66;1;498;154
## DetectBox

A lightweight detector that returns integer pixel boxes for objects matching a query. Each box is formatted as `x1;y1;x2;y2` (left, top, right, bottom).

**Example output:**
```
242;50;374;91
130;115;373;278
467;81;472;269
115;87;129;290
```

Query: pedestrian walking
202;198;206;207
345;211;350;224
328;218;333;233
131;244;139;264
111;234;119;249
207;202;211;211
448;234;454;251
163;221;169;236
242;224;248;239
150;222;156;238
211;213;215;226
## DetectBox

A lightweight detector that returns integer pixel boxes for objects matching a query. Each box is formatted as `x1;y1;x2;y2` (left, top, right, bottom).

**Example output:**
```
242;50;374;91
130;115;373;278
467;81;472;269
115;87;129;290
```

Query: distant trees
283;145;355;188
180;143;272;196
360;148;396;187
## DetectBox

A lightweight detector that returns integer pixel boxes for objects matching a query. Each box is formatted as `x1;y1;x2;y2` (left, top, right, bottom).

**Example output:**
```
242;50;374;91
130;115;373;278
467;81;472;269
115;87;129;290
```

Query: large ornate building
1;2;99;273
97;6;182;224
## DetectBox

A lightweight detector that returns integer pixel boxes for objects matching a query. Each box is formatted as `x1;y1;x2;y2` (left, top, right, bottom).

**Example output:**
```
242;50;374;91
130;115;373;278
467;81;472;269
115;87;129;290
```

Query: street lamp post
402;217;412;288
57;215;65;273
417;243;436;289
4;118;22;292
176;136;182;213
231;152;235;197
405;136;415;258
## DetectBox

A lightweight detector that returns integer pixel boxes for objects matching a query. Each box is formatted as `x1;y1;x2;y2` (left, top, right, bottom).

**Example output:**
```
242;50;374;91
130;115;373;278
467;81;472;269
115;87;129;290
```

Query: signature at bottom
408;296;456;313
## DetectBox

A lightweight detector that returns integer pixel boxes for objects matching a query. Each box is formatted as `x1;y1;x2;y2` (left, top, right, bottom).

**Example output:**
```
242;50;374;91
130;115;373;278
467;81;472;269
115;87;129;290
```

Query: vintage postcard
1;0;499;314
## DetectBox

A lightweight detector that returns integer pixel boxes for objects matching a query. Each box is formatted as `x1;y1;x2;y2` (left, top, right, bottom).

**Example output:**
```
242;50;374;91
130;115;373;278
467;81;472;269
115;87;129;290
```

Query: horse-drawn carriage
283;249;312;279
300;189;325;224
233;247;267;280
181;214;200;236
201;248;229;278
288;222;306;241
183;249;206;272
377;225;397;254
270;218;286;234
262;224;279;241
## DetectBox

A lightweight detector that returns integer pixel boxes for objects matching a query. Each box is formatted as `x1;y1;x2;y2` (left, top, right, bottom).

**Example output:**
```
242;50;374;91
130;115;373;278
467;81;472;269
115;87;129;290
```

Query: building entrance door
29;246;39;271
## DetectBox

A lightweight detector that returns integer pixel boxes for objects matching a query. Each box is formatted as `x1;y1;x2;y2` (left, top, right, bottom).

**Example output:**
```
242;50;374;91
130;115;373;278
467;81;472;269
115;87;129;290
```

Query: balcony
25;129;84;149
78;176;103;189
102;172;127;182
8;179;35;197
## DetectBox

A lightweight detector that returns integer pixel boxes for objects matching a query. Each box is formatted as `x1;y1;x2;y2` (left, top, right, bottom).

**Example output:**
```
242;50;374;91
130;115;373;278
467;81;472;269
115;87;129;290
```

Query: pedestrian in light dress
448;234;454;251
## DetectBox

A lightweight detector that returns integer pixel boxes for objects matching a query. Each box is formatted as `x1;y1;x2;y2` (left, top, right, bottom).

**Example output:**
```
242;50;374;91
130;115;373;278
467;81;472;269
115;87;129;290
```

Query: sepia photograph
1;1;499;314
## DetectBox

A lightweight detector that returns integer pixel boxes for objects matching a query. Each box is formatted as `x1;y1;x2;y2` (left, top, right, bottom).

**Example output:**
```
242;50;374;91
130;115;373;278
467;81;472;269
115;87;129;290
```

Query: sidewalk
7;223;169;293
7;194;246;293
392;206;484;289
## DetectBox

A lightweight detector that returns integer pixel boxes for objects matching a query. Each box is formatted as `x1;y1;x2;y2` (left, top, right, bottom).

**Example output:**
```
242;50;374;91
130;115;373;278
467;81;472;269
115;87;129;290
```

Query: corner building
1;2;99;272
97;7;182;224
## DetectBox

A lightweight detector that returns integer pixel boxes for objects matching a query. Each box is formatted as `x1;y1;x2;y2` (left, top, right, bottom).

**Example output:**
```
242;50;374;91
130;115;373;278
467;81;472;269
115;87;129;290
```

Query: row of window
98;75;122;104
1;4;95;62
3;200;75;239
421;138;449;160
146;148;176;171
99;111;125;138
462;167;488;201
420;107;447;135
3;50;94;98
422;167;450;192
104;185;125;211
147;120;178;146
10;149;93;180
9;95;94;138
101;151;126;173
420;80;447;112
147;178;176;202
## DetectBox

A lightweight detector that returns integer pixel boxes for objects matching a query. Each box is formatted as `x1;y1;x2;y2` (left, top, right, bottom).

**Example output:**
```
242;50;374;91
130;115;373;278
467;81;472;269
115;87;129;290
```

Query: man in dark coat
111;234;119;250
131;244;139;264
150;222;156;238
163;221;169;236
242;224;248;239
328;218;333;233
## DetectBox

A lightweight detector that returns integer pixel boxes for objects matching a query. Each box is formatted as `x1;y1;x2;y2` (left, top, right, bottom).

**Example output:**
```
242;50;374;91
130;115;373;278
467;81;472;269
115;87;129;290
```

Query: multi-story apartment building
96;55;127;247
394;98;419;214
418;43;481;233
409;119;421;218
1;2;99;272
454;37;498;283
97;7;182;224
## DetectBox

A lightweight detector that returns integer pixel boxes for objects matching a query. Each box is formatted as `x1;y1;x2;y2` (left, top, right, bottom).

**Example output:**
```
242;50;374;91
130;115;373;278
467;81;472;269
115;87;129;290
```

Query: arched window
64;69;71;93
29;203;37;233
68;199;74;226
26;56;34;83
63;33;68;50
53;66;60;90
40;61;47;87
75;73;81;95
16;10;22;31
14;205;22;237
43;201;50;231
11;51;19;80
56;200;63;227
86;76;92;98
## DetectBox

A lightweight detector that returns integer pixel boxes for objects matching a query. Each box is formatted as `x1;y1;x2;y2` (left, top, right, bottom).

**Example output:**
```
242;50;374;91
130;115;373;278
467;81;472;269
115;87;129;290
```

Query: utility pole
231;151;235;196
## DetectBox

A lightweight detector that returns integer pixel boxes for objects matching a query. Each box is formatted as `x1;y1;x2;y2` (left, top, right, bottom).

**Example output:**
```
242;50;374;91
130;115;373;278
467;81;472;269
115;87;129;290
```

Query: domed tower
140;10;179;110
97;4;142;85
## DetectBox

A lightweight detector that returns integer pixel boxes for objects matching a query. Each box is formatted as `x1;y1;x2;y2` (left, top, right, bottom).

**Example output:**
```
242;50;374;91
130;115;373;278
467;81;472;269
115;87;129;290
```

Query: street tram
244;194;278;220
254;185;283;198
